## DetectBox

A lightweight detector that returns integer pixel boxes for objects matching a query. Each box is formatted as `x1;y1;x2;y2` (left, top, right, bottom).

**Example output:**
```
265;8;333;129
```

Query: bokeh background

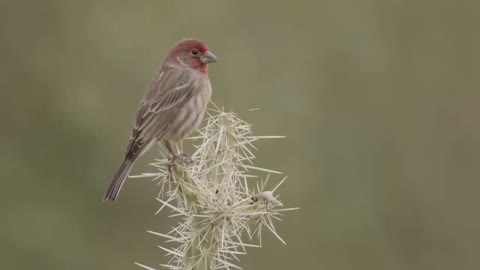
1;1;480;269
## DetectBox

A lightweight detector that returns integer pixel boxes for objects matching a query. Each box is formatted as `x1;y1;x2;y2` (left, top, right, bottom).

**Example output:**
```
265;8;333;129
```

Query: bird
104;38;217;202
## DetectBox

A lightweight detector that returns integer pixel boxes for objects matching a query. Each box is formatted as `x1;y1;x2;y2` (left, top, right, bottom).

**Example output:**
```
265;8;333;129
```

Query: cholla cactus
135;108;297;270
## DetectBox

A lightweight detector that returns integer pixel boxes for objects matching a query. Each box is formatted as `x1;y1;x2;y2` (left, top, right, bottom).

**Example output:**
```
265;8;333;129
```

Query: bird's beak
201;51;217;64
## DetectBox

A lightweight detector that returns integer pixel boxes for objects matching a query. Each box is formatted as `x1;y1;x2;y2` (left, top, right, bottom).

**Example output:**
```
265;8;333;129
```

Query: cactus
134;109;297;270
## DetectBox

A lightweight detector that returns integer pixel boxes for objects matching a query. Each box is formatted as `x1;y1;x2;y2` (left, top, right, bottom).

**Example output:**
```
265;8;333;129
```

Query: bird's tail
104;158;134;202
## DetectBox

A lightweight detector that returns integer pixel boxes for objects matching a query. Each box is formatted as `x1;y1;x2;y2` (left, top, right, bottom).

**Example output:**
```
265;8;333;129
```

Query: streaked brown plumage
104;38;216;202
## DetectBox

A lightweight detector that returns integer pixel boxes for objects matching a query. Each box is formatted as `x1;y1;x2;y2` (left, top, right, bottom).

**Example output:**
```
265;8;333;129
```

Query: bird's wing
125;67;196;157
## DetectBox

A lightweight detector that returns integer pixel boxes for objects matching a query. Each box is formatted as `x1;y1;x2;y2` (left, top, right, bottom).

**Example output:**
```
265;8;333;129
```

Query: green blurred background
1;1;480;269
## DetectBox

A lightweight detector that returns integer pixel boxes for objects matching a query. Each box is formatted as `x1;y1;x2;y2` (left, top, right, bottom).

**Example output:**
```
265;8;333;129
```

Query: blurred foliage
1;1;479;270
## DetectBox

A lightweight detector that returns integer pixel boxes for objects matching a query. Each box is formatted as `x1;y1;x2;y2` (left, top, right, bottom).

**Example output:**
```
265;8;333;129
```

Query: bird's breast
163;76;212;141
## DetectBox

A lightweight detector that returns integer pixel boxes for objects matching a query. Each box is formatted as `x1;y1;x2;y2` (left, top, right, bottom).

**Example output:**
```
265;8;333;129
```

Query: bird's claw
179;153;195;165
168;153;195;168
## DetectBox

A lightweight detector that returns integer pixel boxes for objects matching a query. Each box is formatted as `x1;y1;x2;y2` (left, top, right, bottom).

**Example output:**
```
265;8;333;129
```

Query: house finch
104;38;217;202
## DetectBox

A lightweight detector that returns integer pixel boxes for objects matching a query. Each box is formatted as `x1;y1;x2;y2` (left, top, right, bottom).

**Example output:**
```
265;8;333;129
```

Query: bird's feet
178;153;194;165
167;153;195;171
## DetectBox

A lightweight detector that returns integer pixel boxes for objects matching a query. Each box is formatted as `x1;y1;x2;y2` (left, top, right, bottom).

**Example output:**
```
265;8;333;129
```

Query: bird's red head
167;38;217;73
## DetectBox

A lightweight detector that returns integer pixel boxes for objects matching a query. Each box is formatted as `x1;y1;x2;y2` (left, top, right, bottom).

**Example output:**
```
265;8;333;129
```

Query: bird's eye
191;49;199;56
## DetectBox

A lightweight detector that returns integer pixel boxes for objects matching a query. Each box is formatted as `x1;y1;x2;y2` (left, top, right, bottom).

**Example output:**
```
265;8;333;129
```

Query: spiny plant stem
169;165;217;270
135;109;298;270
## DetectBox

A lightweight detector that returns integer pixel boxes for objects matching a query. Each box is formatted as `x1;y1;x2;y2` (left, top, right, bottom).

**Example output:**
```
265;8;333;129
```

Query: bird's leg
175;143;181;155
165;141;193;166
165;141;177;173
165;141;177;162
